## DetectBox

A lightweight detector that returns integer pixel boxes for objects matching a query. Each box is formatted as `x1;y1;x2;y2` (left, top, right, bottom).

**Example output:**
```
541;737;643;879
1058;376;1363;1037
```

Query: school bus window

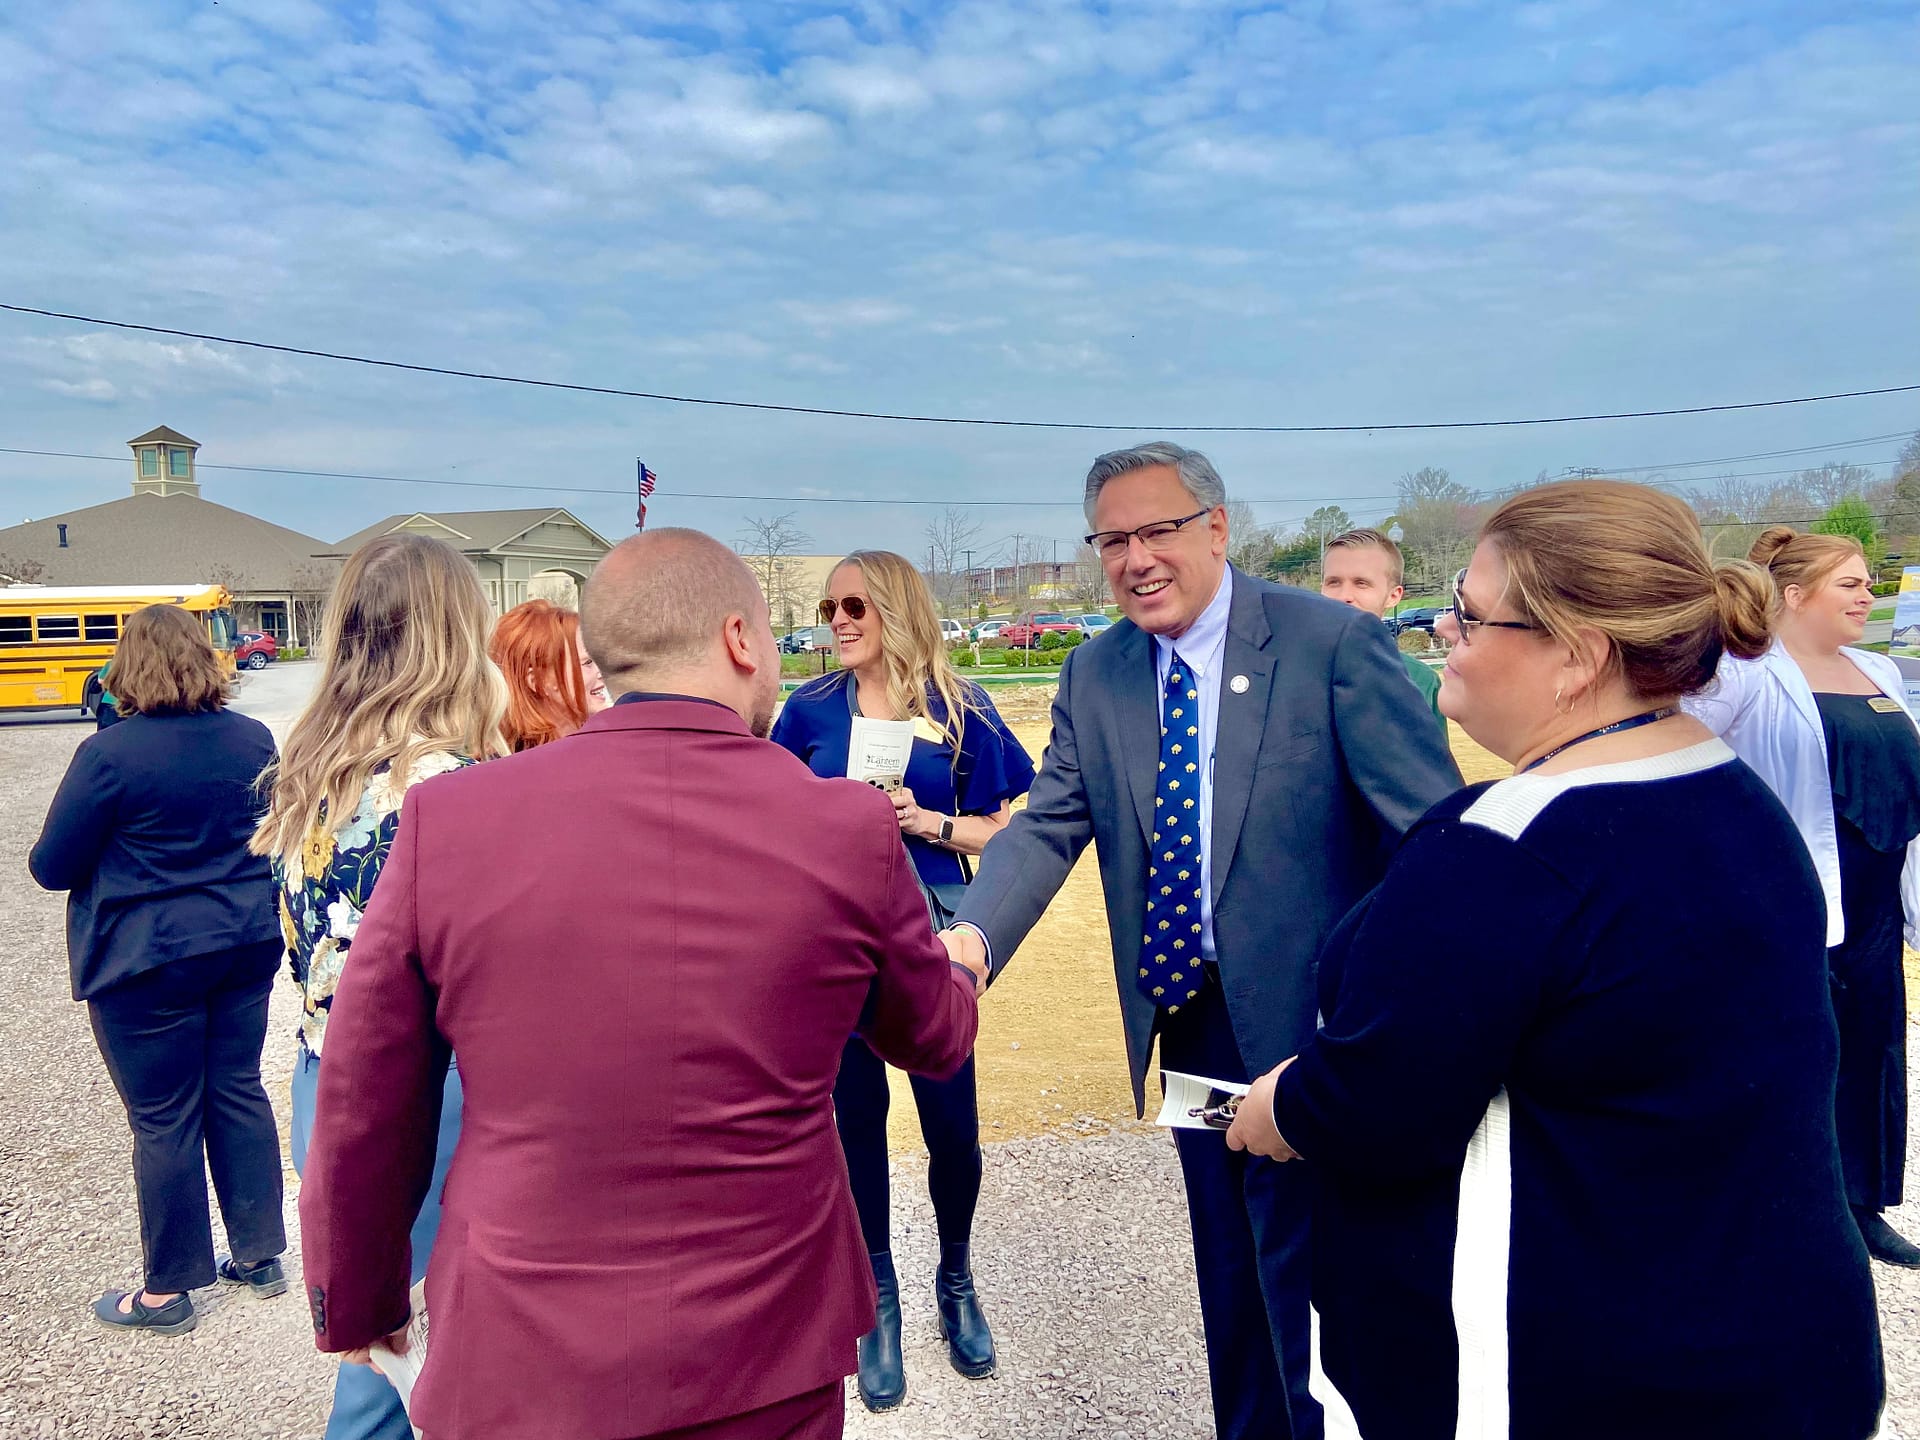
36;615;80;642
84;613;120;641
0;615;28;644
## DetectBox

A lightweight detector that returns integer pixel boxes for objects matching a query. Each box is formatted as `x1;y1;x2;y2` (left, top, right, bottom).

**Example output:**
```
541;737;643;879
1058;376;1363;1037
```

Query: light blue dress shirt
1152;567;1233;965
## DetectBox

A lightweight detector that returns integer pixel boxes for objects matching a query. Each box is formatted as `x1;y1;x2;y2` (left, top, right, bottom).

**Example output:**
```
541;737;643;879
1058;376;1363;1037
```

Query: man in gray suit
943;442;1460;1440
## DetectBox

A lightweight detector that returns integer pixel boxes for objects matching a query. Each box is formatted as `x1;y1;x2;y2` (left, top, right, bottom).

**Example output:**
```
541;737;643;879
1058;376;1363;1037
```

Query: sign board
1888;567;1920;717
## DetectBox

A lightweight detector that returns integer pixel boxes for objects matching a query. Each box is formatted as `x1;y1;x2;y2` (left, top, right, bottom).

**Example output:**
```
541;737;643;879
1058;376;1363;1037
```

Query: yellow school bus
0;584;238;717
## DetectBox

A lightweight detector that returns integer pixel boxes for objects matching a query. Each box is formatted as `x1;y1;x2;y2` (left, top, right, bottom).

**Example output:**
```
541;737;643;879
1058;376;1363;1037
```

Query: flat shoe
217;1255;288;1298
93;1289;196;1335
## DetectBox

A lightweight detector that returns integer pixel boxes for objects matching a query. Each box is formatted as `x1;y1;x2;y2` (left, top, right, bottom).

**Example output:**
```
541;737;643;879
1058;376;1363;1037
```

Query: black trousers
1159;985;1321;1440
834;1034;982;1254
86;938;286;1293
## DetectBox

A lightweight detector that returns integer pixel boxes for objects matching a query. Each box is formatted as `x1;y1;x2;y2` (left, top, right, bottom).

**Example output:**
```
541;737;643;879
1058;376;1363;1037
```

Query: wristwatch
937;816;955;846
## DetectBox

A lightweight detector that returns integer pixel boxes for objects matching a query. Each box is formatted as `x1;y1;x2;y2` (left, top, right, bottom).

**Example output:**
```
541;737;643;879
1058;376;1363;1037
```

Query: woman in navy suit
31;603;286;1334
771;549;1034;1412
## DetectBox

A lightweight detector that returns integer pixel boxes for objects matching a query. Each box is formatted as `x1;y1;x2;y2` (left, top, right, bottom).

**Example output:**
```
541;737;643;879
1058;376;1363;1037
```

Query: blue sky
1;0;1916;563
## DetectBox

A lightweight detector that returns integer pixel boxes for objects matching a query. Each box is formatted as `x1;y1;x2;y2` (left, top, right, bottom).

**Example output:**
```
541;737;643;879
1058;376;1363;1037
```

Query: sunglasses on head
818;596;869;623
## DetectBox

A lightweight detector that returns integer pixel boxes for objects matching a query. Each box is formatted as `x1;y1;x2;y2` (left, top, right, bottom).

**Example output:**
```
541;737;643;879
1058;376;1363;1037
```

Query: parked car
781;626;836;654
1077;614;1113;638
940;618;966;645
234;631;279;670
1386;607;1445;637
1001;612;1081;647
969;620;1008;643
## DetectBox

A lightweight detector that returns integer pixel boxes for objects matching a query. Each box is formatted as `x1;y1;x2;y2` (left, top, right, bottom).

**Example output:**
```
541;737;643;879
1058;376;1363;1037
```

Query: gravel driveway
3;695;1916;1438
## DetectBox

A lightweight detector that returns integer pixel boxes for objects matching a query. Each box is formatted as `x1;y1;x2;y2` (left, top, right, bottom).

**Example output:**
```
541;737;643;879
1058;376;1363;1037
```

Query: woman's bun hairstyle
1746;525;1799;570
1712;561;1774;661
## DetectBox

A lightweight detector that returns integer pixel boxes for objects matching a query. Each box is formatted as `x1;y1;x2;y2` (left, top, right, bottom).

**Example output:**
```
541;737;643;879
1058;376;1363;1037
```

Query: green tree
1813;497;1877;548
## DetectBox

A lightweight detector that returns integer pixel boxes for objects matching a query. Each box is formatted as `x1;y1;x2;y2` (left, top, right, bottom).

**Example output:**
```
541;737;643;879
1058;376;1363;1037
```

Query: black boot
1856;1208;1920;1268
856;1251;906;1411
934;1242;996;1378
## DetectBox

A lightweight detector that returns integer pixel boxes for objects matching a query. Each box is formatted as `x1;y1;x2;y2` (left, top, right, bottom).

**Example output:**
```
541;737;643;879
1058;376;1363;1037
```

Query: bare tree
738;513;815;636
1067;542;1110;611
1394;468;1480;592
288;561;338;653
1223;500;1273;574
0;552;47;584
923;506;983;617
1796;463;1876;511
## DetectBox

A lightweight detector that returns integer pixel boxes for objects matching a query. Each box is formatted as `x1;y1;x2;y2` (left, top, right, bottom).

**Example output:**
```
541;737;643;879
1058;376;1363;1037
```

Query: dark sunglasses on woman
819;597;869;622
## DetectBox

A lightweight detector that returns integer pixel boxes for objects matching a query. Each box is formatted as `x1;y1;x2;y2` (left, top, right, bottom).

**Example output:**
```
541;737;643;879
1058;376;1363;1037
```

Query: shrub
280;646;309;661
1038;630;1066;650
954;650;975;668
979;636;1010;652
1397;629;1433;654
1871;581;1900;598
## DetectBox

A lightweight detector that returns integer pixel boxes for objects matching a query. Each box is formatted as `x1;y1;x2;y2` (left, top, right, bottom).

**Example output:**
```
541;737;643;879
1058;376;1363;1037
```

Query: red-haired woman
490;598;609;751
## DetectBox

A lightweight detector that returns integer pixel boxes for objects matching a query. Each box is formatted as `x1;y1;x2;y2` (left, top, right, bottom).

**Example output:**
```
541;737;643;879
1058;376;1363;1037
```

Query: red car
235;631;279;670
1000;612;1081;647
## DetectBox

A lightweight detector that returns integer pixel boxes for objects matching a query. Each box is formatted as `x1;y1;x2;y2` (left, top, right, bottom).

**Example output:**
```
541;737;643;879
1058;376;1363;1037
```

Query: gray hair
1083;442;1227;526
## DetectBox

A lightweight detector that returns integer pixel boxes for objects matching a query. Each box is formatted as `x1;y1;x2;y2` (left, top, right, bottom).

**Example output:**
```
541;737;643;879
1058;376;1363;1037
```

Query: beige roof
128;425;199;447
0;493;335;593
331;508;613;555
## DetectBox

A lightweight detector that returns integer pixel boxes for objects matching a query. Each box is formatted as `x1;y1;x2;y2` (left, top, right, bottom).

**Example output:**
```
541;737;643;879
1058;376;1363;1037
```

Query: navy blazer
955;567;1463;1113
30;709;279;1000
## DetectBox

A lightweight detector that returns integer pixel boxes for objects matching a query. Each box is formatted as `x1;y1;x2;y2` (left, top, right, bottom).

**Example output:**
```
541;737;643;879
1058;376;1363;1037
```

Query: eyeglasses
1450;569;1538;645
818;596;869;623
1084;508;1213;559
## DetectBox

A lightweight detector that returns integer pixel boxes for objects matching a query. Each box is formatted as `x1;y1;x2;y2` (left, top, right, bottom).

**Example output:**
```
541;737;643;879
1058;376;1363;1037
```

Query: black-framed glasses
818;596;869;623
1084;508;1213;559
1450;568;1538;645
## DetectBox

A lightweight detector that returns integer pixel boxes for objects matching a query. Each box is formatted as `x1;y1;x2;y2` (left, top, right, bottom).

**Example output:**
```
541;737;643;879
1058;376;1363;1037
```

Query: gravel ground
3;691;1918;1438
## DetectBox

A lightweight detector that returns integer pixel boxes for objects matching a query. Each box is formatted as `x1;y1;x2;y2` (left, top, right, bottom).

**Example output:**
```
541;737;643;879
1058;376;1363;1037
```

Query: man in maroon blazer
298;530;981;1440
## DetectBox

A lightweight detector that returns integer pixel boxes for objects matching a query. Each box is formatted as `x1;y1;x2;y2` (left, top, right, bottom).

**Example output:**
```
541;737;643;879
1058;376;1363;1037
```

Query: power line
5;301;1918;433
1575;432;1915;475
0;444;1902;513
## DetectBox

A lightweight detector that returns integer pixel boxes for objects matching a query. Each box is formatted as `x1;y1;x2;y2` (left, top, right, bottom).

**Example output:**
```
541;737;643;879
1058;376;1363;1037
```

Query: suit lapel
1210;577;1276;904
1111;624;1161;844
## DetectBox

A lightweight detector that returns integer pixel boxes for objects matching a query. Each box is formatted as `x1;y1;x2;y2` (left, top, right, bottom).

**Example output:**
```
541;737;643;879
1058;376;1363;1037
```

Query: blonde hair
1481;479;1772;699
252;534;506;864
111;604;229;715
833;550;980;748
1323;527;1404;588
1748;526;1864;603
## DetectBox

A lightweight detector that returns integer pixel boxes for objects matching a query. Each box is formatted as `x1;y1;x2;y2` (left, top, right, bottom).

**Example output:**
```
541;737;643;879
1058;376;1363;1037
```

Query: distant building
0;428;620;644
330;509;615;613
0;427;337;645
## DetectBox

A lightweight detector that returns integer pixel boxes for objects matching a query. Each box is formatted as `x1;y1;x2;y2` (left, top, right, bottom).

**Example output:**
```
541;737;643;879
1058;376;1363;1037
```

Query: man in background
1319;526;1446;732
299;529;980;1440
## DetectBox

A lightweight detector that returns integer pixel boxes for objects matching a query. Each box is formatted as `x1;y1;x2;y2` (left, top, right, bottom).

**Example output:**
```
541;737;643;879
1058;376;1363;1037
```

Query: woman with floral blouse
251;533;504;1440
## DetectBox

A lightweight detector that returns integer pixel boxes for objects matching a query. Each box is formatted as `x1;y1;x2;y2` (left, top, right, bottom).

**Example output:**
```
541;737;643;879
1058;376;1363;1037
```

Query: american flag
636;460;659;531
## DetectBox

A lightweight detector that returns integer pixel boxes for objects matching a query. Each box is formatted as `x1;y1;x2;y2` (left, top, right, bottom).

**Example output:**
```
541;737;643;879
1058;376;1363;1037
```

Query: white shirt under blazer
1685;640;1920;948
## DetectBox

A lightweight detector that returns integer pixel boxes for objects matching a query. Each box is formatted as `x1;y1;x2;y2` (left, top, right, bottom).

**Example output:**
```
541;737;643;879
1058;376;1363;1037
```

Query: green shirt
1401;653;1446;733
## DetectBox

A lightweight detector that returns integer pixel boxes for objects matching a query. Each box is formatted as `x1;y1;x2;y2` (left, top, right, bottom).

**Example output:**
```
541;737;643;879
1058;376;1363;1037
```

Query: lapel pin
1229;674;1250;694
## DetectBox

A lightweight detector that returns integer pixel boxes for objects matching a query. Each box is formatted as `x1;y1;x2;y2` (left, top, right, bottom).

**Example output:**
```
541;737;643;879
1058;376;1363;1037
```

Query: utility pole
962;548;974;606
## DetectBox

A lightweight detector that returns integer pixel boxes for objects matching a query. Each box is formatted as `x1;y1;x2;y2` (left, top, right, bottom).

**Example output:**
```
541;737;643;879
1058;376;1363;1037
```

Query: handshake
937;925;991;994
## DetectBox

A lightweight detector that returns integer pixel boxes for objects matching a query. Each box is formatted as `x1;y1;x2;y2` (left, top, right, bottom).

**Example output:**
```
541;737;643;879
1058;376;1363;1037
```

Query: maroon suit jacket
299;697;979;1440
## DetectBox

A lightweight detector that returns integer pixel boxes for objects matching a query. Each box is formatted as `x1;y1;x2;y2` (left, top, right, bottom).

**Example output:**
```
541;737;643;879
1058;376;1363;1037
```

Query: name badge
1868;696;1904;715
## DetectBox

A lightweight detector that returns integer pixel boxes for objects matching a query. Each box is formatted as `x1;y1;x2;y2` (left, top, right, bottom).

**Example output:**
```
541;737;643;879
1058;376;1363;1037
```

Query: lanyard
1520;707;1677;774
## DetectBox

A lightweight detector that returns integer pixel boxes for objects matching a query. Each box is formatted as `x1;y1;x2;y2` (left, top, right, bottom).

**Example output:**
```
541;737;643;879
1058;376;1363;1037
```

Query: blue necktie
1139;652;1204;1011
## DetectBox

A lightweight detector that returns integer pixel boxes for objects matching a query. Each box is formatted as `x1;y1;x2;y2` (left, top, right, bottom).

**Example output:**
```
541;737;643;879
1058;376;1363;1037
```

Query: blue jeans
291;1045;463;1440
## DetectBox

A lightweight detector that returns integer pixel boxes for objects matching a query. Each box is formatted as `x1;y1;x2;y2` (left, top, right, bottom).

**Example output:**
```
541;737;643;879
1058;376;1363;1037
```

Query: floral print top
275;749;471;1055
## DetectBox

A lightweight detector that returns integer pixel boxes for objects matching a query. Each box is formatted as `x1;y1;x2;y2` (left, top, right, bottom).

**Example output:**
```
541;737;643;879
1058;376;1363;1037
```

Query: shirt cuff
952;921;994;977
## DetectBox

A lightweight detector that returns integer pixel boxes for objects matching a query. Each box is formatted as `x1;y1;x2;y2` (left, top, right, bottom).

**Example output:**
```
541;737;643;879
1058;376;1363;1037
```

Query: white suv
940;618;965;644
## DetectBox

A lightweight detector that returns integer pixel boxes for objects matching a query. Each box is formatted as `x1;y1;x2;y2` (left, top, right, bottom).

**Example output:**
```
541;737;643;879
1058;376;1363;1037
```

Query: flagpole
636;458;647;532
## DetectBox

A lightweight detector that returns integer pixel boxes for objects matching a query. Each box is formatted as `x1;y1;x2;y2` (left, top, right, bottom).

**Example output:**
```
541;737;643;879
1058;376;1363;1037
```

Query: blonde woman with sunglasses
770;549;1035;1412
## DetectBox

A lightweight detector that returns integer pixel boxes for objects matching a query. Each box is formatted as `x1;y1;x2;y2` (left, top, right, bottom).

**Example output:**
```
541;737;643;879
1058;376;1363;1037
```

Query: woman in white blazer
1687;525;1920;1267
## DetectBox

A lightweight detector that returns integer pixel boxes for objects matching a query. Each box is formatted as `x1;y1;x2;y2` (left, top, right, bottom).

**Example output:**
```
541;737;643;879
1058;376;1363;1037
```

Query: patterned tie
1138;652;1204;1011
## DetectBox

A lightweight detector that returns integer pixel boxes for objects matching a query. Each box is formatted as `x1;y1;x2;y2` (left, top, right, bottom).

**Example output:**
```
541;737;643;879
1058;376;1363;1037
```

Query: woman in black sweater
31;603;286;1334
1228;481;1885;1439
